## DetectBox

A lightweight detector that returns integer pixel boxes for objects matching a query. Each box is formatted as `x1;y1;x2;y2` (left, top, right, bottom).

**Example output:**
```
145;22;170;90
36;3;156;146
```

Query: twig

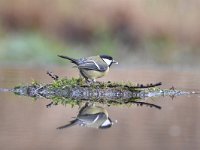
47;71;59;81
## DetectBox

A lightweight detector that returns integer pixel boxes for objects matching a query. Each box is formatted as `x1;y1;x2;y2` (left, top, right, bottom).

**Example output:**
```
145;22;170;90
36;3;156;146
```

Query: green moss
50;95;142;107
51;96;81;107
12;77;171;109
48;78;159;93
31;80;41;86
50;78;85;88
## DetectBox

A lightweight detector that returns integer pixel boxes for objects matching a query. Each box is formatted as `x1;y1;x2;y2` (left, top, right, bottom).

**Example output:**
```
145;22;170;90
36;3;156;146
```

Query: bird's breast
80;68;109;80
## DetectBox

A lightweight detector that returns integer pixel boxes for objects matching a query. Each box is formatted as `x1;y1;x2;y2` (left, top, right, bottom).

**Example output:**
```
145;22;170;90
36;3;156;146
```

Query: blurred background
1;1;200;150
0;0;200;68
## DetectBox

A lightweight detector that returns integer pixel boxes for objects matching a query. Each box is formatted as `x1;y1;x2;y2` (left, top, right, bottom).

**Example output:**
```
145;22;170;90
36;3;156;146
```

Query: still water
0;67;200;150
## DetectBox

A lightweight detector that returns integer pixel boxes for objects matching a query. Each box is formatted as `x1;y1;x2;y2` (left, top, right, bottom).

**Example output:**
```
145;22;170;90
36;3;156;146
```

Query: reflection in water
1;68;200;150
56;101;163;129
1;75;195;130
57;102;113;129
0;71;198;131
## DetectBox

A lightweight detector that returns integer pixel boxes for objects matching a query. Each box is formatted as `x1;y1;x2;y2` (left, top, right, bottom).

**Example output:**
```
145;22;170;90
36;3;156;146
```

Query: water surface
0;67;200;150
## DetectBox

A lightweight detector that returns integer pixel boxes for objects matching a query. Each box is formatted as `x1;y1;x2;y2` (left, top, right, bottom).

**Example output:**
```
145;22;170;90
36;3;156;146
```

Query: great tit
57;103;113;129
58;55;118;82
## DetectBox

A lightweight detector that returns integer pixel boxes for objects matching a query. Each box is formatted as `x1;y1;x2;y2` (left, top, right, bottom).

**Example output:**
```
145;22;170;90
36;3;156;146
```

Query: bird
58;55;118;82
57;102;113;129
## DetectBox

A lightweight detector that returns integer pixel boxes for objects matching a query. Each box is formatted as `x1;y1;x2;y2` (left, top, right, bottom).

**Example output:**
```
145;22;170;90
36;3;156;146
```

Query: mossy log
12;78;190;107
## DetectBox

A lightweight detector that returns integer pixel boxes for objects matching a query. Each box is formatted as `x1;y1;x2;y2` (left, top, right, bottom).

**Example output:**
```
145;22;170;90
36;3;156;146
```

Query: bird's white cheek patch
101;119;112;127
102;59;112;66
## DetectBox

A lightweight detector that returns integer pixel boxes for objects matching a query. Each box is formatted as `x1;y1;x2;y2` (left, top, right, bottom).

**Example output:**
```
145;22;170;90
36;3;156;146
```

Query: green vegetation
0;31;118;66
12;77;190;108
49;77;150;92
0;0;200;67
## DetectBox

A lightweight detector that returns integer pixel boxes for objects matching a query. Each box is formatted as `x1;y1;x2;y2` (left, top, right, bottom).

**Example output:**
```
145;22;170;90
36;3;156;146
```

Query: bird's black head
100;55;118;67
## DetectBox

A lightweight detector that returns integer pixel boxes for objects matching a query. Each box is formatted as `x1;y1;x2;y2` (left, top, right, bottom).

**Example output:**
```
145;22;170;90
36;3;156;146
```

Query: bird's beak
112;60;118;64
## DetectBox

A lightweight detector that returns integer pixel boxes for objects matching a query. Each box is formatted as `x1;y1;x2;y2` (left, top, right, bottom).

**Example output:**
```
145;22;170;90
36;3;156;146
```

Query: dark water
0;67;200;150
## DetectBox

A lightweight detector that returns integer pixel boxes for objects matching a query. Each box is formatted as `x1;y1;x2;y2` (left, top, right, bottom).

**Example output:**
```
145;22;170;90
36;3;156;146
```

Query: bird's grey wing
77;113;105;124
77;60;107;72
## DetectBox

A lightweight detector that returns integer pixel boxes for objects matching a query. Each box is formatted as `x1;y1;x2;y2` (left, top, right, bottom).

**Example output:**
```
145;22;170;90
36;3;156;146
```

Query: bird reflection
57;102;113;129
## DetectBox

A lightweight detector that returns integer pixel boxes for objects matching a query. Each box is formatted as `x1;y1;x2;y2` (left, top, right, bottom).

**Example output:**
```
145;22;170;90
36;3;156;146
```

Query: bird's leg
85;78;94;85
46;71;59;81
91;79;102;84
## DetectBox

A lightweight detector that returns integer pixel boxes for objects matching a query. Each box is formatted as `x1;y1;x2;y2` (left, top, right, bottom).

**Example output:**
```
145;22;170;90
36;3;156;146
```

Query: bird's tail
58;55;78;64
57;119;78;129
